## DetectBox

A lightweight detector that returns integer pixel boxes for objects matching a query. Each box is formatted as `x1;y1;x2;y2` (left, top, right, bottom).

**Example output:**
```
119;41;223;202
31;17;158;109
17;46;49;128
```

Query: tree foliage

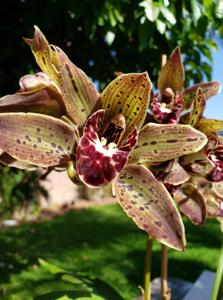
1;0;223;95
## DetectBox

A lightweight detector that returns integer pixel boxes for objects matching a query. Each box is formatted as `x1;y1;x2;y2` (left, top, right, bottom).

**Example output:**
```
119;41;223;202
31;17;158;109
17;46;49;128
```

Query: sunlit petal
25;26;99;127
183;81;221;110
98;72;152;140
129;123;207;163
189;87;206;127
114;164;186;251
0;113;77;167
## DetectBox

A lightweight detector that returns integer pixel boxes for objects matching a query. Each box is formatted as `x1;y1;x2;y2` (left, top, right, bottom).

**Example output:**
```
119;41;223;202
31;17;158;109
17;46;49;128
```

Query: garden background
0;1;223;299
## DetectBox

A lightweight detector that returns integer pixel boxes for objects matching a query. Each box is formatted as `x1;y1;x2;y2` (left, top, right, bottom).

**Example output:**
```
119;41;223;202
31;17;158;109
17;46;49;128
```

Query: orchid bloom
0;26;209;250
150;47;221;125
175;132;223;227
151;48;184;124
143;46;223;229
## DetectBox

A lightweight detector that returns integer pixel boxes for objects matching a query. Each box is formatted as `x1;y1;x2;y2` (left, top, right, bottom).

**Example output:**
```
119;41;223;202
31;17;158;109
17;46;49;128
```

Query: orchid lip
76;110;138;188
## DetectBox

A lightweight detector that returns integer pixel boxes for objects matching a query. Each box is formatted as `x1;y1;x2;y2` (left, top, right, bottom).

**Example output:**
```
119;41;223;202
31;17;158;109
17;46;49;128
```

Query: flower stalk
211;240;223;300
159;53;171;300
144;235;153;300
161;244;171;300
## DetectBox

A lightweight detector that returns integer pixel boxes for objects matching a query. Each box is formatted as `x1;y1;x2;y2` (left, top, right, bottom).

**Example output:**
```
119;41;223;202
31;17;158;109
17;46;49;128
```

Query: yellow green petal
25;26;99;127
129;123;207;163
189;87;206;127
98;72;152;140
183;81;221;109
197;119;223;134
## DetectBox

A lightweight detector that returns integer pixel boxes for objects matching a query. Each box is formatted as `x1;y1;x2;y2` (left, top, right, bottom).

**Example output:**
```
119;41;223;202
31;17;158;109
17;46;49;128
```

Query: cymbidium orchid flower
147;46;223;228
0;26;208;250
150;47;221;125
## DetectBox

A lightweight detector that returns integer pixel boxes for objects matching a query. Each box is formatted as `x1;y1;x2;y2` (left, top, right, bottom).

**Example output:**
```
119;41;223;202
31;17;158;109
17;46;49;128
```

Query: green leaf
183;81;221;109
158;47;184;93
175;183;206;225
39;259;124;300
139;0;159;22
76;295;104;300
159;6;176;25
156;19;166;34
97;72;152;141
211;241;223;300
34;291;91;300
59;273;92;292
189;87;206;127
25;26;99;127
56;296;73;300
197;15;208;37
114;164;186;250
38;258;66;274
89;278;124;300
138;20;155;52
128;123;207;163
197;119;223;134
0;113;77;167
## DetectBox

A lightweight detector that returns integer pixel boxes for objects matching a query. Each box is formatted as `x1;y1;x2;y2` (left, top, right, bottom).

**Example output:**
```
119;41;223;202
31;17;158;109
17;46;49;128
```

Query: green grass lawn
0;203;222;300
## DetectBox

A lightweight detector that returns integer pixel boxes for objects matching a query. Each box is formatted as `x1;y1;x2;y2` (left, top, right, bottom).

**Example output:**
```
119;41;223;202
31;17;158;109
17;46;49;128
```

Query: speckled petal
0;113;77;167
197;119;223;135
129;123;207;163
174;184;206;225
76;110;137;187
0;152;37;170
189;87;206;127
25;26;99;127
158;47;184;93
24;26;60;84
164;160;190;186
213;181;223;199
206;193;223;218
97;72;152;140
183;81;221;110
56;48;99;127
114;164;186;251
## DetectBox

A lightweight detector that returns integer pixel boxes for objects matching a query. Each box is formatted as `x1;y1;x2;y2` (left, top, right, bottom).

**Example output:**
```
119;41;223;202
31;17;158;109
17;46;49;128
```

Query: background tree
1;0;223;96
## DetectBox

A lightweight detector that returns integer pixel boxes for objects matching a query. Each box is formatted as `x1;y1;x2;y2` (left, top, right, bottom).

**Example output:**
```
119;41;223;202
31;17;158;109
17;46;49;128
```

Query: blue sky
204;44;223;119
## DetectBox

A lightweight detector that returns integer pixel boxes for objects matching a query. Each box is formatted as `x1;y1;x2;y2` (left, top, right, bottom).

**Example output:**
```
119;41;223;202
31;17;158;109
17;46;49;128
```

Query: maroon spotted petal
206;144;223;182
76;110;138;187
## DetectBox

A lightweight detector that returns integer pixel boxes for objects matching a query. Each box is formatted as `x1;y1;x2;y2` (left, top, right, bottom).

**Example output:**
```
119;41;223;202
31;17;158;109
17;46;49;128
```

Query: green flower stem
211;240;223;300
144;235;153;300
161;244;171;300
160;53;171;300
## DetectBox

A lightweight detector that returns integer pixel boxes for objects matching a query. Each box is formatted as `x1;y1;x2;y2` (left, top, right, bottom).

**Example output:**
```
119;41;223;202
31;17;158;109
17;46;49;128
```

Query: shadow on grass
0;205;139;281
0;204;222;299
